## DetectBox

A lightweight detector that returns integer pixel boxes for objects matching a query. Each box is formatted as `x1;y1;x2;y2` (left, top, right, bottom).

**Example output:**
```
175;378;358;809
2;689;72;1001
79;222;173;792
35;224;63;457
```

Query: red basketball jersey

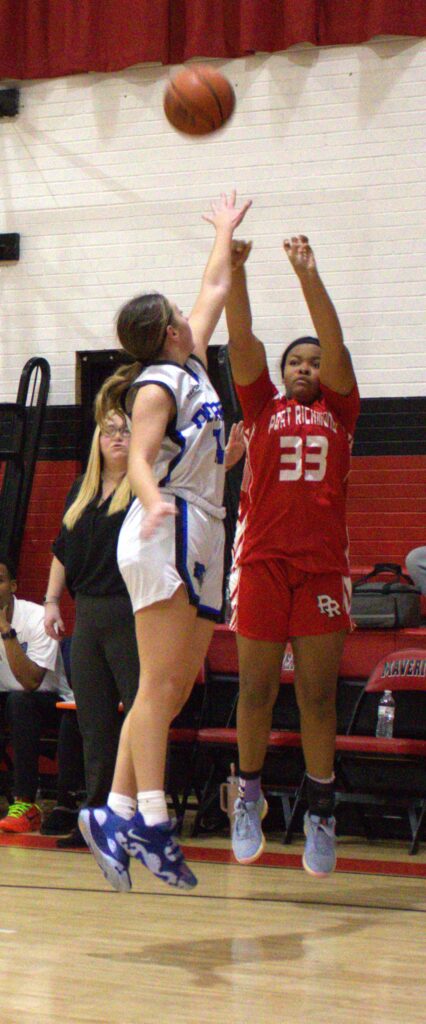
234;367;360;575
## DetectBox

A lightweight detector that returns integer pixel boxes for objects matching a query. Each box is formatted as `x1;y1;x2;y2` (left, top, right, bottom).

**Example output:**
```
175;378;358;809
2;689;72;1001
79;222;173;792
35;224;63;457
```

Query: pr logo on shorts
194;561;206;584
317;594;341;618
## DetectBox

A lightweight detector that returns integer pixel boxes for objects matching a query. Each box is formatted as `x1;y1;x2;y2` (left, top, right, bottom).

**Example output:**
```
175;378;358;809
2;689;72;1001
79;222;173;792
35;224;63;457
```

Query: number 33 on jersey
233;366;360;575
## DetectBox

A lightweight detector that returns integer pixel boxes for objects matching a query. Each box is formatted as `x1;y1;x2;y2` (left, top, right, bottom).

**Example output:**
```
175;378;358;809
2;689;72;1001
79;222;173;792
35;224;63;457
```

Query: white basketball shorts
117;495;225;621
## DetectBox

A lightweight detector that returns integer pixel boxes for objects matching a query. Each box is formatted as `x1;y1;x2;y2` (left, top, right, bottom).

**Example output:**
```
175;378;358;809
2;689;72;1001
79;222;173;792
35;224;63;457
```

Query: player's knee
297;683;335;718
138;671;186;710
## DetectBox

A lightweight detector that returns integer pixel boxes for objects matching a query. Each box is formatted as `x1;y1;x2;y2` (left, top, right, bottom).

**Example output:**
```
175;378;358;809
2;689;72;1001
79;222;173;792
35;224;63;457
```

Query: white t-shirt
0;597;73;698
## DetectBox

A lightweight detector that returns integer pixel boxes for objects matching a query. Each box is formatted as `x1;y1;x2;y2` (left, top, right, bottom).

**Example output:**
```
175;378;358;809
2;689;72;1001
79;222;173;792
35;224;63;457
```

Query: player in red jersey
225;235;360;876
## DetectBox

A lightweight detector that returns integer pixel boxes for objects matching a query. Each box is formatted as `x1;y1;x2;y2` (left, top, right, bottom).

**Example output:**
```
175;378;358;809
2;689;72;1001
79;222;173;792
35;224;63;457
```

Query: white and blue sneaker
78;806;132;893
232;795;268;864
303;811;337;877
117;811;198;890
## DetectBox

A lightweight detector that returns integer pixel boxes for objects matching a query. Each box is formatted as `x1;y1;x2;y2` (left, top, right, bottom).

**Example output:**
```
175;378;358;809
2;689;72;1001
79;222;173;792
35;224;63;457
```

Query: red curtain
0;0;425;80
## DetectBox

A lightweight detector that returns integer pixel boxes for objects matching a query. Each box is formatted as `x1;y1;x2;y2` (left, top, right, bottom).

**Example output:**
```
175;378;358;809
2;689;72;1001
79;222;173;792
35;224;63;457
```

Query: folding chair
333;647;426;853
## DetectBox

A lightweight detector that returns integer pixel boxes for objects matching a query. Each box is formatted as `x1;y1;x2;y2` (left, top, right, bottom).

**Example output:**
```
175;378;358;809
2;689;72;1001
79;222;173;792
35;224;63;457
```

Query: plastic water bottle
220;763;239;829
375;690;396;738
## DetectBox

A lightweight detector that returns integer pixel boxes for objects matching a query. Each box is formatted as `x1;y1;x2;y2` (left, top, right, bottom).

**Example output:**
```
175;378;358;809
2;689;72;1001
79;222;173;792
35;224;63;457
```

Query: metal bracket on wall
0;88;19;117
0;233;20;261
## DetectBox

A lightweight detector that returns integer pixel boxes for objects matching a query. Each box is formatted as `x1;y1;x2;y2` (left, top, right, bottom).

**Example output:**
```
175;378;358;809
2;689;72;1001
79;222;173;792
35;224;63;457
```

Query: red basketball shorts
229;559;352;643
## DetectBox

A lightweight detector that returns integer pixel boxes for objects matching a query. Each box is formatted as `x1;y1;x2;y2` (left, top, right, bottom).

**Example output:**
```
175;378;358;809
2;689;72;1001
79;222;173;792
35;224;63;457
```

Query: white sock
306;773;335;785
137;790;169;827
107;792;137;820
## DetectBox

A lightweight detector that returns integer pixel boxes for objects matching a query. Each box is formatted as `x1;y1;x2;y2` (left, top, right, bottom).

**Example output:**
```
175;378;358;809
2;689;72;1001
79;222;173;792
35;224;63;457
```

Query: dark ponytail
94;362;143;423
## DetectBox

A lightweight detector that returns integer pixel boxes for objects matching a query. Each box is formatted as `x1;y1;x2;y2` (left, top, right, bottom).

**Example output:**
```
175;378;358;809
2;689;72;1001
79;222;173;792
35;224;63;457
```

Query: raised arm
189;191;252;366
283;235;356;395
225;240;267;386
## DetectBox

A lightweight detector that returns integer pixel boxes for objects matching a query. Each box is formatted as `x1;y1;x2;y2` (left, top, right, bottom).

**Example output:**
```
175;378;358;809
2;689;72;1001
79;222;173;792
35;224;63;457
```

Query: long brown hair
96;292;175;420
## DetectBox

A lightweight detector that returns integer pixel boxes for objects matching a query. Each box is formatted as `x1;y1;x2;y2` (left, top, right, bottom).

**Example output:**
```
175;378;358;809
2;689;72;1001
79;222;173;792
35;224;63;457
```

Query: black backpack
351;563;421;629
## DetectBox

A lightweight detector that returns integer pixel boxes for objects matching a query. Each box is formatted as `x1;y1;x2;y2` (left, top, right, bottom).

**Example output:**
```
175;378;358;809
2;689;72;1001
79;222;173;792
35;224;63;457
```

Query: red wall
18;460;80;634
347;454;426;570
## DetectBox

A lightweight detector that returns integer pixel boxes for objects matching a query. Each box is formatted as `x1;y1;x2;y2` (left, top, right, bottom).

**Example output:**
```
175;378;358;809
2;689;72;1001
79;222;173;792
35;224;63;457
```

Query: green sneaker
0;801;42;833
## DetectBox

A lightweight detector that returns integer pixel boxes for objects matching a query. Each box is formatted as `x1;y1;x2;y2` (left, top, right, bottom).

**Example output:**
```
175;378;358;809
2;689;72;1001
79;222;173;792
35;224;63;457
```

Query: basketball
163;65;235;136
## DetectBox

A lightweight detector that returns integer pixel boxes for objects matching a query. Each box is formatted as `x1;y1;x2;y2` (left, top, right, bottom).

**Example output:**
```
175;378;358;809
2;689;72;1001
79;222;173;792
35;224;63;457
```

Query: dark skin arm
0;604;46;691
225;240;267;386
283;235;356;395
226;235;357;395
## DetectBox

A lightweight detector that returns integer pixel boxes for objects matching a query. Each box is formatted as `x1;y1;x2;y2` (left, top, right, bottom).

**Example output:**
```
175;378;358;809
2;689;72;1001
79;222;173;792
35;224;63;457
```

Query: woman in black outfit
43;408;139;845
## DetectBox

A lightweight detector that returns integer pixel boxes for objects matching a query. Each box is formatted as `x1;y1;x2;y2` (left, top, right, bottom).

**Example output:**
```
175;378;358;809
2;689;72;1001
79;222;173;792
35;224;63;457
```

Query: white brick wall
0;37;425;403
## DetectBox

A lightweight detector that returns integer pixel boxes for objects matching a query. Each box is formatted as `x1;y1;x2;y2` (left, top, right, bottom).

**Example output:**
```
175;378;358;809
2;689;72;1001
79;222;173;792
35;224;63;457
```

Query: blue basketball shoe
117;811;198;890
303;811;337;877
78;806;132;893
232;795;268;864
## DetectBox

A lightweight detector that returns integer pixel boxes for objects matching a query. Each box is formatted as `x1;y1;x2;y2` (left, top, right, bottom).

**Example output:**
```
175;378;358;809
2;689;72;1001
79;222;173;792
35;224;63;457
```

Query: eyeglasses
100;424;131;439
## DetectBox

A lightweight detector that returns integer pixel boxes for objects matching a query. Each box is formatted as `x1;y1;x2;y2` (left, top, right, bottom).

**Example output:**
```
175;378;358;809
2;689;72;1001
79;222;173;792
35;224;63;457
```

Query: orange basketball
163;65;236;136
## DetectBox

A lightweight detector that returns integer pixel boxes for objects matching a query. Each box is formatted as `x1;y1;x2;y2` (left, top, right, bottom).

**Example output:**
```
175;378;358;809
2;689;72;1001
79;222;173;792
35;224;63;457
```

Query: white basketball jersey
130;355;226;518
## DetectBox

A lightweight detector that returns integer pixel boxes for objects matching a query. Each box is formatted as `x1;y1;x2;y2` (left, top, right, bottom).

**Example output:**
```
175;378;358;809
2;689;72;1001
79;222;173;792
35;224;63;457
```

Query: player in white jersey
118;356;227;618
79;190;251;892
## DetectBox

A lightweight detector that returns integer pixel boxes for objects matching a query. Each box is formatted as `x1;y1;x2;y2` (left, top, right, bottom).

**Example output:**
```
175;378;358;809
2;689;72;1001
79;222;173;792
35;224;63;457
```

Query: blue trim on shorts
174;497;199;607
197;603;222;623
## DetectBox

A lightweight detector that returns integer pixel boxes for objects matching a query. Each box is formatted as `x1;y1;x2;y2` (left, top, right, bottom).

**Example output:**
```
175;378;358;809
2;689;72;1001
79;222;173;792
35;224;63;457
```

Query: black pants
71;592;139;808
56;712;85;805
0;692;84;803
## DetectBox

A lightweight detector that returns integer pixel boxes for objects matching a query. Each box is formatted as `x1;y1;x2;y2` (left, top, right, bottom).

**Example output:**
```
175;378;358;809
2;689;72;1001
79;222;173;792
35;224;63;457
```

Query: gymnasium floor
1;823;425;1024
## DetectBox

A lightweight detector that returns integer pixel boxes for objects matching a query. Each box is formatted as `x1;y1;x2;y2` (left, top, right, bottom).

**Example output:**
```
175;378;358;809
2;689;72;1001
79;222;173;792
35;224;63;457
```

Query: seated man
0;554;74;833
406;547;426;596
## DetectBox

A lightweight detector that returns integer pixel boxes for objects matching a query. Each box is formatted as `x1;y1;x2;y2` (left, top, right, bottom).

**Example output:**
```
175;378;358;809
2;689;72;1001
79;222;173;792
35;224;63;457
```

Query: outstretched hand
283;235;317;276
225;420;246;470
231;239;252;272
202;190;252;233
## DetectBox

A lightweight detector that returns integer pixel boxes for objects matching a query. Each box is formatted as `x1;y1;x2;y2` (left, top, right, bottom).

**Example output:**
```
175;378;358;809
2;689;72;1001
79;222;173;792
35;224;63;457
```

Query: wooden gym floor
1;825;425;1024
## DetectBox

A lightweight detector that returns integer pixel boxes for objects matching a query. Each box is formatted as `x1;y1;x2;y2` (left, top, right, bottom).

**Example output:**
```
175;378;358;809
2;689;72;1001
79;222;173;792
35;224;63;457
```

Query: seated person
406;547;426;596
0;555;74;833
